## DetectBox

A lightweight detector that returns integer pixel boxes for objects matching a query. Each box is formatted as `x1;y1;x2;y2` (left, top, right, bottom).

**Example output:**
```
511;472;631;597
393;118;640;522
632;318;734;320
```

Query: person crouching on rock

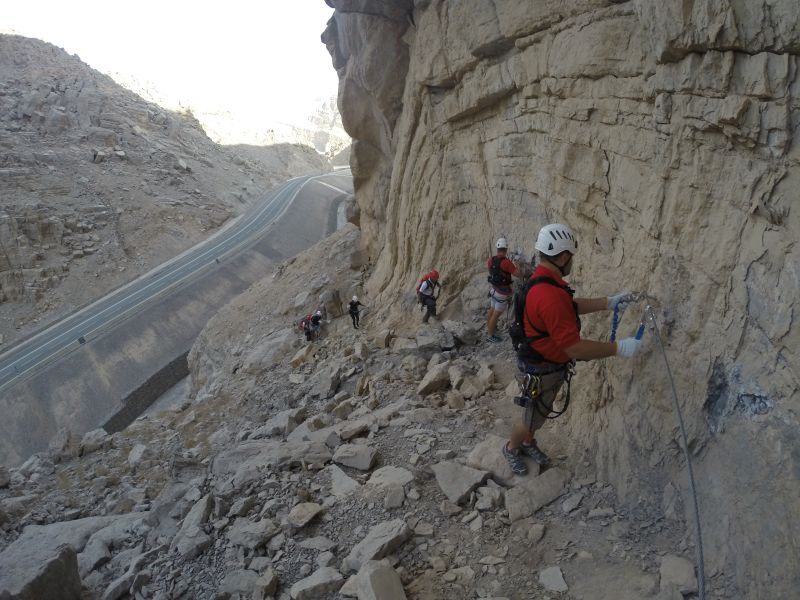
416;270;440;324
348;296;365;329
486;237;520;343
502;223;642;475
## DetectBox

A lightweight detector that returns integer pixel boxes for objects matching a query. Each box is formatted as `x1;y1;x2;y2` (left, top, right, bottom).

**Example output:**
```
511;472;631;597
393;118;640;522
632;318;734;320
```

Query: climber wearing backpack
416;270;440;324
486;237;520;342
348;296;366;329
502;223;641;476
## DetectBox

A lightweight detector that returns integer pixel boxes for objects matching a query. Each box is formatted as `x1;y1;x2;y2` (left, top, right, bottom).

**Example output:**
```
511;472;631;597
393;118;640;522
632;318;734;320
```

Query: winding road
0;170;352;465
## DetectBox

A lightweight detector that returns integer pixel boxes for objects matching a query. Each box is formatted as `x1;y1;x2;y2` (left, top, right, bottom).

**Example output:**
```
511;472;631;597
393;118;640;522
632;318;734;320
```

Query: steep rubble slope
0;34;329;346
323;1;799;597
1;226;702;599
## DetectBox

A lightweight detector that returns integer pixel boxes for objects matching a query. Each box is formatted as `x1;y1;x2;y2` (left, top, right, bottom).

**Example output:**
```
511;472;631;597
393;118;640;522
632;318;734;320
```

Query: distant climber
310;309;324;340
348;296;365;329
486;237;520;342
298;314;313;342
502;223;641;475
416;270;440;324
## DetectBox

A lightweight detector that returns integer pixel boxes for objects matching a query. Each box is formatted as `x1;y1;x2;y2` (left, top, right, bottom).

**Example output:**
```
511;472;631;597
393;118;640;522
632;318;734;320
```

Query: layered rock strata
323;1;799;597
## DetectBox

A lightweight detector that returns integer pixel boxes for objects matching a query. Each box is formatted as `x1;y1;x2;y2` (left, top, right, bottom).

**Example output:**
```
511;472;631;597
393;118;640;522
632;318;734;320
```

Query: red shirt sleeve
536;292;581;352
500;258;517;275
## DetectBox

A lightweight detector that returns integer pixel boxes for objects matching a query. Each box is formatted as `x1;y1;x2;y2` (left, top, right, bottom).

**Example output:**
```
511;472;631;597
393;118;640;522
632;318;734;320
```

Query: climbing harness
612;295;707;600
514;361;575;419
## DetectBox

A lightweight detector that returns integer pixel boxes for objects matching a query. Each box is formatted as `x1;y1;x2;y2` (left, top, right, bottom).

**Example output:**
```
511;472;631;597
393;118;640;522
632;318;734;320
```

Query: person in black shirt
348;296;365;328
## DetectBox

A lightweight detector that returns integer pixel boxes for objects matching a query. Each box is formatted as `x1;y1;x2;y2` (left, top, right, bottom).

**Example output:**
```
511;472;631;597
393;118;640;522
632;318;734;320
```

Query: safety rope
644;305;706;600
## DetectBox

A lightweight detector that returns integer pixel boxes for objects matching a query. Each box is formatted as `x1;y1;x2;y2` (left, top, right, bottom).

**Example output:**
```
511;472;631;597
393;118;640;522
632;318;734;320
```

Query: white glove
616;337;642;358
607;291;635;312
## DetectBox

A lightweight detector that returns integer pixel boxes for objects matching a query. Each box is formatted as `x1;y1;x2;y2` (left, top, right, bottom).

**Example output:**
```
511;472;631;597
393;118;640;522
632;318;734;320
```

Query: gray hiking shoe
487;334;503;343
521;440;550;466
502;443;528;475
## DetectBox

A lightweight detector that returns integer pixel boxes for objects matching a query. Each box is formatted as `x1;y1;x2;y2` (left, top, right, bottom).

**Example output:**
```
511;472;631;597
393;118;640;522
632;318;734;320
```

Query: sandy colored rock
466;434;536;486
659;555;698;595
430;461;488;505
333;443;378;471
505;468;571;521
343;519;411;573
288;503;324;528
289;566;344;599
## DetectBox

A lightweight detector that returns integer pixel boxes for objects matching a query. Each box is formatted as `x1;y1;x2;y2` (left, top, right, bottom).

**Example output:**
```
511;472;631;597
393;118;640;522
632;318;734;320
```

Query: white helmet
496;237;508;249
315;310;322;316
352;296;358;302
535;223;577;256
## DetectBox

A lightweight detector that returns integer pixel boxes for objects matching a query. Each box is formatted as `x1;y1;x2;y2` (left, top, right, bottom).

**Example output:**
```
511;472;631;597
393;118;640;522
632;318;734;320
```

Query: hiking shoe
521;440;550;466
487;334;503;343
502;443;528;475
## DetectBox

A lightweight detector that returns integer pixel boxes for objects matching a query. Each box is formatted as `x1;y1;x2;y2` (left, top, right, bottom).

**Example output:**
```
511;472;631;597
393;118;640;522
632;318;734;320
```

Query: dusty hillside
0;34;329;347
322;1;799;598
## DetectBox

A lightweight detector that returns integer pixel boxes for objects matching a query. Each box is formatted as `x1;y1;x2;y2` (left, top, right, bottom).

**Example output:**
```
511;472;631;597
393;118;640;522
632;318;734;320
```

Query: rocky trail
0;226;714;600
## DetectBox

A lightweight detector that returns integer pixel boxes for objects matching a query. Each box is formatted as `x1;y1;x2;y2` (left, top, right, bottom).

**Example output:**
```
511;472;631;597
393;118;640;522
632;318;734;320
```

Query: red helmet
429;270;439;280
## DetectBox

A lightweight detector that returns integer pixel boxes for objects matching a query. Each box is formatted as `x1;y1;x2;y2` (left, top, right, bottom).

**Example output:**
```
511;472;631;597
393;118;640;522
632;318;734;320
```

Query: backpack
416;274;435;294
487;255;512;287
298;314;312;331
508;275;581;363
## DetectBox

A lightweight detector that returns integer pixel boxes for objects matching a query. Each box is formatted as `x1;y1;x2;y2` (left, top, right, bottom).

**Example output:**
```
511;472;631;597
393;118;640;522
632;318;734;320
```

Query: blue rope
611;302;646;342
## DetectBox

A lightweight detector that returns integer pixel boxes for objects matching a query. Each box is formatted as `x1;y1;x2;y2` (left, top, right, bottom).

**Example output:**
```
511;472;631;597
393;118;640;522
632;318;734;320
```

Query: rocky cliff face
324;1;799;597
0;34;329;346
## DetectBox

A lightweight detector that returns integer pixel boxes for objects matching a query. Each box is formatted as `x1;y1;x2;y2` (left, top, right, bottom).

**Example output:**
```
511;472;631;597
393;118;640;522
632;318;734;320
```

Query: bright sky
2;1;339;125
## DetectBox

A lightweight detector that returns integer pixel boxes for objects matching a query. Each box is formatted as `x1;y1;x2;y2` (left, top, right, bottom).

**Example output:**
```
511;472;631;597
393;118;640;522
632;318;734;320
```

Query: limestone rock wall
324;1;799;597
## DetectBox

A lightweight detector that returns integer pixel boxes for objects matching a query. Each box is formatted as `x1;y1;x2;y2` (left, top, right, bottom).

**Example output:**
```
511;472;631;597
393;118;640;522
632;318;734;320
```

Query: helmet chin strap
553;254;570;276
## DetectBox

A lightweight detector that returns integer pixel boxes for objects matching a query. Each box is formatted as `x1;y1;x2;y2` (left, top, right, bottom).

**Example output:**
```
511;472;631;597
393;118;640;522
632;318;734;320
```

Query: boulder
356;560;407;600
127;444;149;468
445;390;465;409
333;444;378;471
343;519;412;572
366;466;414;490
441;320;479;345
288;503;324;528
170;495;213;558
539;566;568;592
311;365;342;398
466;434;535;486
242;328;295;374
431;461;489;504
212;439;331;475
253;568;279;600
0;544;80;600
505;467;571;521
291;344;314;367
353;341;370;360
373;329;393;348
415;327;456;352
320;289;344;318
48;428;80;462
80;428;110;455
220;569;259;597
659;555;698;594
251;408;307;439
328;465;361;497
416;363;451;395
289;567;344;599
226;518;279;550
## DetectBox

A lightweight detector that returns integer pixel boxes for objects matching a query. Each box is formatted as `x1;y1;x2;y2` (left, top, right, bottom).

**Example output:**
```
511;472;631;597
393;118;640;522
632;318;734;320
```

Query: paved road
0;171;353;395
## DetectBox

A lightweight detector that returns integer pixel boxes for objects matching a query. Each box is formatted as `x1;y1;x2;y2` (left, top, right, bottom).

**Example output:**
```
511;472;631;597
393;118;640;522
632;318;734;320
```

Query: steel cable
645;305;706;599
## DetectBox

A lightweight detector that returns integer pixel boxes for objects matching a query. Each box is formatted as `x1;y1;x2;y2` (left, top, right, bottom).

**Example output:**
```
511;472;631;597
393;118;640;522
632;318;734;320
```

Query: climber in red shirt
502;223;643;475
